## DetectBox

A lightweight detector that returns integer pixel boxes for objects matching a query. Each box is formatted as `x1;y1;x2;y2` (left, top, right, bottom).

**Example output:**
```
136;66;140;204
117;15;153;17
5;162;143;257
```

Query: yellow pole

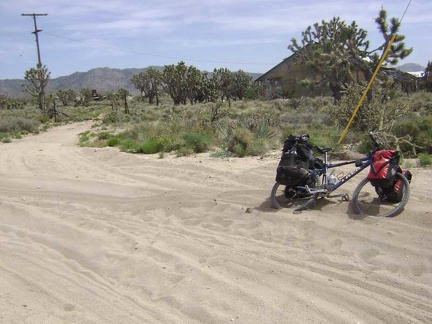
337;34;396;145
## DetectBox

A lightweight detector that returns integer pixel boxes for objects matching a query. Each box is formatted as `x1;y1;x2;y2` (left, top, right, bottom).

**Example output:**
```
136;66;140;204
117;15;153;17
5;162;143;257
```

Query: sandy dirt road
1;121;431;323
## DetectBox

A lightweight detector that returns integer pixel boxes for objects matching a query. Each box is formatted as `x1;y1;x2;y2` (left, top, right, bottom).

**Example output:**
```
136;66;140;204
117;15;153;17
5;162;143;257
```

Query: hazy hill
0;67;262;98
397;63;425;72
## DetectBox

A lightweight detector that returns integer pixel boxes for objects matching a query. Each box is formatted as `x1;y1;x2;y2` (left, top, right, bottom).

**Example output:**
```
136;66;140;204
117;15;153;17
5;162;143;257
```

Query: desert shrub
227;128;254;157
404;92;432;112
36;114;51;124
97;132;112;140
210;150;235;158
102;111;121;124
393;115;432;153
175;146;195;157
3;94;428;158
138;138;164;154
120;138;140;152
283;111;329;128
79;131;90;144
107;138;121;147
0;116;38;133
355;137;375;154
329;84;411;132
182;132;212;153
272;99;291;111
418;153;432;166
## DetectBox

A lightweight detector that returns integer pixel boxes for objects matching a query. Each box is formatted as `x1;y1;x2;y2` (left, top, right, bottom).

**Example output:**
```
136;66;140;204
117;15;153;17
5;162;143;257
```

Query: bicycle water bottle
328;173;337;186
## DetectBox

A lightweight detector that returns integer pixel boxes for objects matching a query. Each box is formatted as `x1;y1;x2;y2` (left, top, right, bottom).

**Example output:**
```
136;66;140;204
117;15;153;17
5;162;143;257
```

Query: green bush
107;137;120;147
138;138;164;154
227;128;253;156
182;132;212;153
2;95;428;159
176;146;194;157
393;115;432;153
225;127;275;157
233;143;247;157
418;153;432;166
97;132;112;140
0;117;38;133
79;131;90;144
120;138;140;152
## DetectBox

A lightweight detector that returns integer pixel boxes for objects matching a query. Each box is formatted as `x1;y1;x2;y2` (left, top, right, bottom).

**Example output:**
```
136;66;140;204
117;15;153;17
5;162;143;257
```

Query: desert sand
0;121;431;324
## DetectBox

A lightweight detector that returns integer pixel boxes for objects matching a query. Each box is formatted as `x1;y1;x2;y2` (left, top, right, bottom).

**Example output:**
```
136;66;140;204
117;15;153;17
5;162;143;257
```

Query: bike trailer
367;150;399;188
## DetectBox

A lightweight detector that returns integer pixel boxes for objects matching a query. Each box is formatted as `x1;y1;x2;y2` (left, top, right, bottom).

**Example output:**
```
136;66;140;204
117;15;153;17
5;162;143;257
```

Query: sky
0;0;430;80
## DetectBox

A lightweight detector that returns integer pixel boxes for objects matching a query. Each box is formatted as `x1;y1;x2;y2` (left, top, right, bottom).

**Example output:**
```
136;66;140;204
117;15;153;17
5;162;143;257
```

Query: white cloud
1;0;431;78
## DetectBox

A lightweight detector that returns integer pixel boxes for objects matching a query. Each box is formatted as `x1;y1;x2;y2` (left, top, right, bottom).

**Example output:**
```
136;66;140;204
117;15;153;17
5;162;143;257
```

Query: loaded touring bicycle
271;132;411;217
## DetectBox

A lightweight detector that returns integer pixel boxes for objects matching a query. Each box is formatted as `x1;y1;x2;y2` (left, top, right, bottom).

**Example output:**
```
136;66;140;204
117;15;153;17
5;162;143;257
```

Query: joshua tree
131;68;162;105
288;8;412;101
21;64;50;112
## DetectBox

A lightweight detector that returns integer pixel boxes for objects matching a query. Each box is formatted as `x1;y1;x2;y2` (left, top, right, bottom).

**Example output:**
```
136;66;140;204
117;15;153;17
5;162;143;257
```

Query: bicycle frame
300;152;372;195
324;156;371;191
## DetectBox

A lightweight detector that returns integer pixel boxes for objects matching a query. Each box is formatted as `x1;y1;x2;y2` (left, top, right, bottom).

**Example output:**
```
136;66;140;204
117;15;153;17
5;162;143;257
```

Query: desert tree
131;68;162;105
163;61;188;105
232;70;253;100
21;64;50;112
212;68;235;105
163;61;207;105
0;95;25;110
288;8;412;101
184;65;203;105
76;88;93;106
57;89;76;106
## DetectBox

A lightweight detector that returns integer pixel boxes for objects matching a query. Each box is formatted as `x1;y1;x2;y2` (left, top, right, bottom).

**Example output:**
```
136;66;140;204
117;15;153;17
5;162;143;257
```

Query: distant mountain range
397;63;425;73
0;66;263;98
0;63;424;98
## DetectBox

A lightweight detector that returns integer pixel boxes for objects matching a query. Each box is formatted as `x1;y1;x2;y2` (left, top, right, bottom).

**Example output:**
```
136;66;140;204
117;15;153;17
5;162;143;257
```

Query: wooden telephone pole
22;13;48;111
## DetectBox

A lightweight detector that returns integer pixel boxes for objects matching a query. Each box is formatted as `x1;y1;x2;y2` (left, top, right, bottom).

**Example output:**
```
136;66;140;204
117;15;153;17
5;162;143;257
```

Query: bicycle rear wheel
352;172;410;217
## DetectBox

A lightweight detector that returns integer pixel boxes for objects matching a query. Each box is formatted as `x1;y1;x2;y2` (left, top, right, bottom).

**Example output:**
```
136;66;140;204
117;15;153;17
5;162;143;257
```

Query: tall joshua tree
288;8;412;101
21;64;50;112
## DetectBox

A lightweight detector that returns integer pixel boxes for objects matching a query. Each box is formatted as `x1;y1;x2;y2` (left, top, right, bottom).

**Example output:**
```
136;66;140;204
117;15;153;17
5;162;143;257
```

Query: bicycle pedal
328;193;350;201
294;195;318;212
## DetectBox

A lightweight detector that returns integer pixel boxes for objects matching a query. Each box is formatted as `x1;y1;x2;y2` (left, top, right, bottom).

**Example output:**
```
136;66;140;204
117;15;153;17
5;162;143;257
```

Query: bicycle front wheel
271;182;300;209
352;172;410;217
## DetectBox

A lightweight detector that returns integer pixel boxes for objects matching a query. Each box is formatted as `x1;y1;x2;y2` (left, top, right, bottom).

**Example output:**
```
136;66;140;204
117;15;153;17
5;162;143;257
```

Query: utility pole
22;13;48;111
22;13;47;66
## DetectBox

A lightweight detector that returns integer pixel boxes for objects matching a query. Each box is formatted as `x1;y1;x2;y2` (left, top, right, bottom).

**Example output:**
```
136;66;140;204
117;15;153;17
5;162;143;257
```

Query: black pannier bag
380;169;412;203
276;134;314;186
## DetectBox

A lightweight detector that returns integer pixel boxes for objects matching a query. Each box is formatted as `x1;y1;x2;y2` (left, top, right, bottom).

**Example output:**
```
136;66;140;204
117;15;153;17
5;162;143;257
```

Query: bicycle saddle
316;146;333;153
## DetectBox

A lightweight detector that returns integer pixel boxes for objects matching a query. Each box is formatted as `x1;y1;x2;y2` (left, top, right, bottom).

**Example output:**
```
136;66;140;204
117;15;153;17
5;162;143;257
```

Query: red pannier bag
367;150;399;188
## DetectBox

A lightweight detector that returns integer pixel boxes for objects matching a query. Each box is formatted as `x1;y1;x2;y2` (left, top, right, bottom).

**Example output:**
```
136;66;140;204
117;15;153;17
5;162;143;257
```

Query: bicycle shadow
257;195;370;220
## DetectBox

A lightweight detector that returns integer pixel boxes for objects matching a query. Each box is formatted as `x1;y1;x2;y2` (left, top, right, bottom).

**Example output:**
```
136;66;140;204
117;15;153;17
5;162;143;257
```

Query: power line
400;0;412;23
43;31;278;67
